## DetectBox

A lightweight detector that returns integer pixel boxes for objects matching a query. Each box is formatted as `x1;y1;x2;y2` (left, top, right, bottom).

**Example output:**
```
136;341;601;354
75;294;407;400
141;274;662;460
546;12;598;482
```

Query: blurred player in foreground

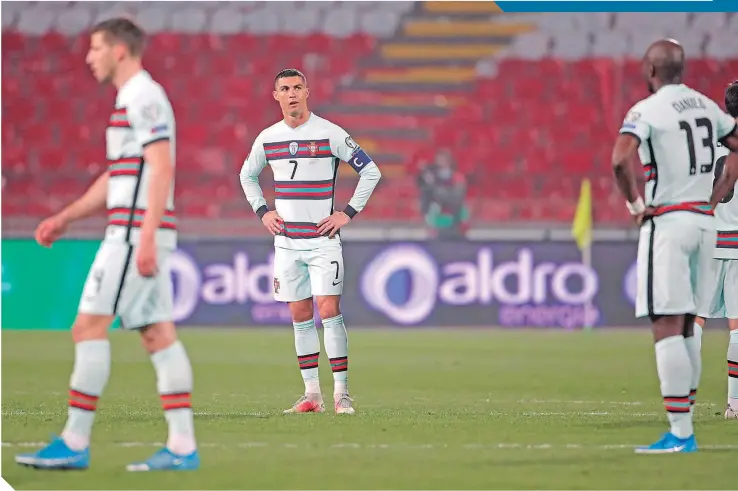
611;39;738;453
15;18;199;471
696;81;738;419
240;69;381;414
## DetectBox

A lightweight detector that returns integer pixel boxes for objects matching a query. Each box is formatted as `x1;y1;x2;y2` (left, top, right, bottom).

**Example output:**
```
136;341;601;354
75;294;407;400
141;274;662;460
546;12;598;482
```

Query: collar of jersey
656;83;686;94
282;111;314;131
118;69;150;93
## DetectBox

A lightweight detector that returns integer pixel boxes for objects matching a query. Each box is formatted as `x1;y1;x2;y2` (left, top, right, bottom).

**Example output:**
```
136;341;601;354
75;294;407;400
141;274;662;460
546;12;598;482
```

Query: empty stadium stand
2;3;737;228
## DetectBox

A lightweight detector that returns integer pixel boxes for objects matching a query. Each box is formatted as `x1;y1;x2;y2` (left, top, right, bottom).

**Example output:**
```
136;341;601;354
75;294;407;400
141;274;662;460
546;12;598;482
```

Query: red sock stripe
729;360;738;378
69;400;96;412
160;392;191;411
69;389;98;411
330;357;348;372
69;389;99;402
689;389;697;405
160;392;191;400
663;396;690;413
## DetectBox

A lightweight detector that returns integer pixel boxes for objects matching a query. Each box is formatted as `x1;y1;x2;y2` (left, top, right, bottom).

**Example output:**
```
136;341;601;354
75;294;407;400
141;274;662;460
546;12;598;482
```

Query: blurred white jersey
104;70;177;249
713;142;738;260
620;84;737;224
240;112;381;251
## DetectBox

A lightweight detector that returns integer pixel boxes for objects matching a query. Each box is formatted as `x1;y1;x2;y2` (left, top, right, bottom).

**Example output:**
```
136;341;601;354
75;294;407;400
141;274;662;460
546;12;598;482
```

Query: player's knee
71;314;112;343
288;299;314;323
650;315;685;341
316;296;341;320
139;322;177;354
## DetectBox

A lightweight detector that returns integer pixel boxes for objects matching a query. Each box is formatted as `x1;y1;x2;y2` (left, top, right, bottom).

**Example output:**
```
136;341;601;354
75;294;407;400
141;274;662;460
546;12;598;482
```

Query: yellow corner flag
572;178;593;251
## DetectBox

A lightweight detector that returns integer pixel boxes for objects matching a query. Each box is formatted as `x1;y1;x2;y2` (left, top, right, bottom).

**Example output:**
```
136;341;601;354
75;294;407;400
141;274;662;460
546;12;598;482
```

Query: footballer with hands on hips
611;39;738;454
239;68;381;415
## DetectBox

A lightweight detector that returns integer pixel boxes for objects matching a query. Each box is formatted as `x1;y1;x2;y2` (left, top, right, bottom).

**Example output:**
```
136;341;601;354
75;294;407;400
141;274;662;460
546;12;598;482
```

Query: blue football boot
634;431;698;454
15;436;89;470
126;447;200;471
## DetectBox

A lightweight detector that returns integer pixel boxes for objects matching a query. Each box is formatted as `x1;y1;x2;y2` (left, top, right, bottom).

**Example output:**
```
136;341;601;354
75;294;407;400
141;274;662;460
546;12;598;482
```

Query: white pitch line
518;412;660;417
1;410;268;417
4;441;738;450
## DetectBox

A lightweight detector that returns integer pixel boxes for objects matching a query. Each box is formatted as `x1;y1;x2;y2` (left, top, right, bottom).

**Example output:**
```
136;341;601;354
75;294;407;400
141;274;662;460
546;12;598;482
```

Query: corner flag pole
571;178;593;331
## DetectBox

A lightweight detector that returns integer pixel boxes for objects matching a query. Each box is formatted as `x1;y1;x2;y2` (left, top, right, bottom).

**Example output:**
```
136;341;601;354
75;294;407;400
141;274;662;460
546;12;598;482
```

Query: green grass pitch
2;328;736;489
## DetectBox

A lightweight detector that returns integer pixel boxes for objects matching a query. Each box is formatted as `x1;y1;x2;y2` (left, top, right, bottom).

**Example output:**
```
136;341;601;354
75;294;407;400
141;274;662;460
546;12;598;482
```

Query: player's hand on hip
317;211;350;238
136;240;158;277
262;210;284;236
635;206;656;226
34;215;68;248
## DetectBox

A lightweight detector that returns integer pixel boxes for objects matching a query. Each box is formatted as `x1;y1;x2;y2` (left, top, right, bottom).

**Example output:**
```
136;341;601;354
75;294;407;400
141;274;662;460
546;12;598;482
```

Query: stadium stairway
320;1;536;177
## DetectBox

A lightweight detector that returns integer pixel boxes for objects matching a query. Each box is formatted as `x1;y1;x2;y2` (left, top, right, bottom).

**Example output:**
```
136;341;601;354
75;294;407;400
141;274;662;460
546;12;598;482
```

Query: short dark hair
726;80;738;118
274;68;307;87
91;17;146;57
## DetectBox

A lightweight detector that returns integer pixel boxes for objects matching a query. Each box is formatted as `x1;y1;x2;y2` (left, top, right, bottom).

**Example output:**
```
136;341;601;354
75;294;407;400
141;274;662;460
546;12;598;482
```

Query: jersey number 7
679;118;715;176
289;160;298;179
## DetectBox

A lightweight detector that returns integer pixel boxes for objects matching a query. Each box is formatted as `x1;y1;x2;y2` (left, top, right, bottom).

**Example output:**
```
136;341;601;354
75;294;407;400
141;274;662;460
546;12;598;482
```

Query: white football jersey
620;84;737;222
104;70;177;249
713;141;738;259
240;112;381;251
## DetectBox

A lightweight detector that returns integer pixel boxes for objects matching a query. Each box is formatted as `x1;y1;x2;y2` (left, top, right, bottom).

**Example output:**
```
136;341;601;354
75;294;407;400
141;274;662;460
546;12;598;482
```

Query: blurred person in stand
416;148;470;240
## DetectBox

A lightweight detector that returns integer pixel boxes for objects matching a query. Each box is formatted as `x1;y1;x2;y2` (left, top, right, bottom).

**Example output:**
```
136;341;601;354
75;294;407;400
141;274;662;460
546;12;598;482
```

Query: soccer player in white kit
15;19;199;471
240;69;381;415
696;81;738;419
611;39;738;453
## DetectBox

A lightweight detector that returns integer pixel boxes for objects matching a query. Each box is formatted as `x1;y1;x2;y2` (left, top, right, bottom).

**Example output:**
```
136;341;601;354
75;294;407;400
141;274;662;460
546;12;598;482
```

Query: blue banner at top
495;0;738;12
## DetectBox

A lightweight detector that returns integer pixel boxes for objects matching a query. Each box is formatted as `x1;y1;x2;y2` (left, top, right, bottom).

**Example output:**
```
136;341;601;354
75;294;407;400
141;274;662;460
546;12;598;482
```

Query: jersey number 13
679;118;715;176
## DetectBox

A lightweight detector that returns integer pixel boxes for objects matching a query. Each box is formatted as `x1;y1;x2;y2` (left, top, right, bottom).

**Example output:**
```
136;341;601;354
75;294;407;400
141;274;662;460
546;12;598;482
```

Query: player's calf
637;315;697;453
16;313;113;469
128;322;198;469
318;296;354;414
289;299;323;402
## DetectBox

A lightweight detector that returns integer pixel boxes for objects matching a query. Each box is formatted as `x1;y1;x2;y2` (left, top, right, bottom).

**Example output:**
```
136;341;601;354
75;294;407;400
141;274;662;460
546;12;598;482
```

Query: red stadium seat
2;28;735;225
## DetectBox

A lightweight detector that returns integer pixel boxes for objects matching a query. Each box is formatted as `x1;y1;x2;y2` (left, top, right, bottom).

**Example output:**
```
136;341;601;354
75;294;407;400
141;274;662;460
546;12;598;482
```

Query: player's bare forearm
711;151;738;207
57;172;109;224
613;165;639;203
611;134;641;203
140;140;173;242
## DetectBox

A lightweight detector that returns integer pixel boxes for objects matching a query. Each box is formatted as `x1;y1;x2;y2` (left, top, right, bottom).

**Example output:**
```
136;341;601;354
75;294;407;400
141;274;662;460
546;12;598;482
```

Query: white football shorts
636;215;716;318
272;241;344;302
78;241;174;329
699;258;738;319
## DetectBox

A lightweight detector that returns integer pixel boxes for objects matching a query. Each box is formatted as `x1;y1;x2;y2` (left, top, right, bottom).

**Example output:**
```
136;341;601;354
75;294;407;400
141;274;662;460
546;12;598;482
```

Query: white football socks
152;340;196;456
323;314;348;395
294;319;321;394
655;335;694;439
62;339;111;451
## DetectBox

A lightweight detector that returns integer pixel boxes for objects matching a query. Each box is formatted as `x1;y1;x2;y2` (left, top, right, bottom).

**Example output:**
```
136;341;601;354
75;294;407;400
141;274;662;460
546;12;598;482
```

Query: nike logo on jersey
332;281;342;286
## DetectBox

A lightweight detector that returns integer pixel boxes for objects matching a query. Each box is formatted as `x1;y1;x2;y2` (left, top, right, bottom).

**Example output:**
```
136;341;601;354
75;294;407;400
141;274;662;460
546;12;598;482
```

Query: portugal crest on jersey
308;141;318;157
289;142;299;156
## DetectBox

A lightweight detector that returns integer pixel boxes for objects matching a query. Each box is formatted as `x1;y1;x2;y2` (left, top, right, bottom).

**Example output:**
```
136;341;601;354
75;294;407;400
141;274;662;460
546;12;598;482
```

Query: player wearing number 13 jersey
612;39;738;454
239;69;381;415
696;81;738;419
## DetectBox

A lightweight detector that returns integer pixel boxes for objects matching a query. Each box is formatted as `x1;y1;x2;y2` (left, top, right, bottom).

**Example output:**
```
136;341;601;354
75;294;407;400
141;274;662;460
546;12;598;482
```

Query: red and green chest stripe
108;208;176;230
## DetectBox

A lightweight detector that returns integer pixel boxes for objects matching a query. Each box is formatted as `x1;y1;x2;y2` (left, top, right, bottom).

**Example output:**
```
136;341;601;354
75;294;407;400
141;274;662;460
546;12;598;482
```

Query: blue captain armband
346;148;373;173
